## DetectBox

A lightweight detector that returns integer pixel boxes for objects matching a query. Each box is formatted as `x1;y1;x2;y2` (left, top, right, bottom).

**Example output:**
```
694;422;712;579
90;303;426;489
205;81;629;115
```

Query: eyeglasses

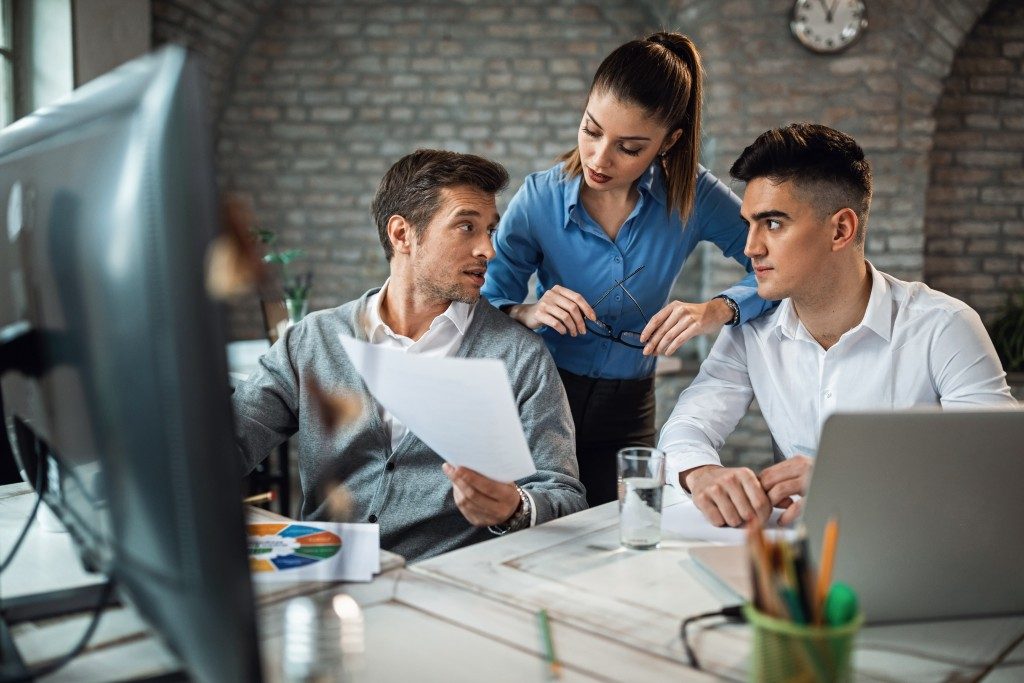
584;265;650;350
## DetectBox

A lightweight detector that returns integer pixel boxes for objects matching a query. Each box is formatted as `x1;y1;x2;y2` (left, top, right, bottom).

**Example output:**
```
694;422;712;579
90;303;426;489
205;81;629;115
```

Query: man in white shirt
658;123;1016;528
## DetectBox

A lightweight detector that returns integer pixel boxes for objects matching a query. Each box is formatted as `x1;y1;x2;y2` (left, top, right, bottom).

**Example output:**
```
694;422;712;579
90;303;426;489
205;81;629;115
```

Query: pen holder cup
744;604;863;683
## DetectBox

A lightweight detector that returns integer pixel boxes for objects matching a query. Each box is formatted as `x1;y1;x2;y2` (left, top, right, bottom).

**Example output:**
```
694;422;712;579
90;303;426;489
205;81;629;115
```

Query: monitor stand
0;583;187;681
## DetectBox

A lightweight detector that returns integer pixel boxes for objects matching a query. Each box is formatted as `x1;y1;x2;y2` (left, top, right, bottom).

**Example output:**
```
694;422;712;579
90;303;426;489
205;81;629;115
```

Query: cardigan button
368;514;378;523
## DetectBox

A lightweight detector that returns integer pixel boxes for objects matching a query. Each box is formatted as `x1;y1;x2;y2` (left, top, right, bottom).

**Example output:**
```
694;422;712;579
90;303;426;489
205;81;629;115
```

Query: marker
824;582;859;626
536;609;562;679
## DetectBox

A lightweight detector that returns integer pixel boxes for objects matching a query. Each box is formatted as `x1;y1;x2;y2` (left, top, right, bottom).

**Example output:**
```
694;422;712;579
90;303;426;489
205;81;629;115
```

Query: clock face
790;0;868;54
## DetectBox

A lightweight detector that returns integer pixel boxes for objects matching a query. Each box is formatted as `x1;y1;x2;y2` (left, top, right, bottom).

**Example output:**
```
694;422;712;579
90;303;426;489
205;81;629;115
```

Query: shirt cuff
482;294;519;312
523;489;537;527
666;449;723;495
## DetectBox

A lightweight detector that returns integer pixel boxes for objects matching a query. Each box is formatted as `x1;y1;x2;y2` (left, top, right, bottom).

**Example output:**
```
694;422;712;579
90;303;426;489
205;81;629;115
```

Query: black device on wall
0;46;262;681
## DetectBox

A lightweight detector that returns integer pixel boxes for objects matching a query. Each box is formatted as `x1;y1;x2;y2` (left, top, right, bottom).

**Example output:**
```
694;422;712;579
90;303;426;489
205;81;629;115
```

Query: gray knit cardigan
232;289;587;561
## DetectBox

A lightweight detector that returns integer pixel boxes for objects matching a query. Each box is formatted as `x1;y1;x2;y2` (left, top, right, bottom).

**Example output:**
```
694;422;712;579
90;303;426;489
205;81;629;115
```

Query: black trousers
558;368;657;507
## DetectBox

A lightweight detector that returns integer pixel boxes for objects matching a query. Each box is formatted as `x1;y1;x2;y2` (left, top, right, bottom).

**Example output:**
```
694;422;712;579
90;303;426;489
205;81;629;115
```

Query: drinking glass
617;447;665;550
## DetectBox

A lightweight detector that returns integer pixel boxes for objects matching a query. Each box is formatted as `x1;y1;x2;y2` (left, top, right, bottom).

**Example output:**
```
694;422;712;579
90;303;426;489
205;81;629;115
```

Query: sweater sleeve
510;335;589;522
231;324;303;474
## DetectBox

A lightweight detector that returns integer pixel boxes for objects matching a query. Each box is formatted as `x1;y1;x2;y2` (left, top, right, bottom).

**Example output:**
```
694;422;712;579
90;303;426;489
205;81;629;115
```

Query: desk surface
3;483;1022;682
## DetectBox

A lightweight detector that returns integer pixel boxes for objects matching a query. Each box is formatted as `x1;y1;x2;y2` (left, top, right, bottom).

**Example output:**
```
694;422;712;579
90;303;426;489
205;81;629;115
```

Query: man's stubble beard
414;268;480;306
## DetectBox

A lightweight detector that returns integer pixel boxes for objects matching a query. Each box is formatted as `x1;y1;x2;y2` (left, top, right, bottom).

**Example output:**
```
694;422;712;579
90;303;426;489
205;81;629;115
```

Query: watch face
790;0;867;54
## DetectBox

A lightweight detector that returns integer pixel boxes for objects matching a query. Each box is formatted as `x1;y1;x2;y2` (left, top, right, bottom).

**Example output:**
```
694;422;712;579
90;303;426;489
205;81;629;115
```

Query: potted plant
989;291;1024;386
254;228;313;330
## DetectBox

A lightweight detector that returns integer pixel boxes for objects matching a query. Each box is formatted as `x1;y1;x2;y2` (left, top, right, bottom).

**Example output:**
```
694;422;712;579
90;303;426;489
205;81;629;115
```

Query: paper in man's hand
339;334;537;482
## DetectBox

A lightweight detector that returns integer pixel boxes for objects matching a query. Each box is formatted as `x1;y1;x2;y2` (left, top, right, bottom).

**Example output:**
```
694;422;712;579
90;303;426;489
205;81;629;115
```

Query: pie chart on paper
248;523;342;573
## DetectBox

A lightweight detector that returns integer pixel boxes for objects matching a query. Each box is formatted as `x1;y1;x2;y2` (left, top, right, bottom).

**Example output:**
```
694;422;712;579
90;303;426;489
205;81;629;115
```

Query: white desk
410;493;1024;681
3;483;1022;681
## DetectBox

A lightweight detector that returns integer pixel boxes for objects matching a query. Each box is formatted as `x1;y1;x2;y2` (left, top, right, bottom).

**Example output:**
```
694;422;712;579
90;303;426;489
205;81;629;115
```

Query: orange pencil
815;517;839;624
243;491;275;505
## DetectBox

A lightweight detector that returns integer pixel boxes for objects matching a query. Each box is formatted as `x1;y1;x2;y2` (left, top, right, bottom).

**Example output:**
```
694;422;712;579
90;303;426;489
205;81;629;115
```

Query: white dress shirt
365;280;476;450
658;262;1017;491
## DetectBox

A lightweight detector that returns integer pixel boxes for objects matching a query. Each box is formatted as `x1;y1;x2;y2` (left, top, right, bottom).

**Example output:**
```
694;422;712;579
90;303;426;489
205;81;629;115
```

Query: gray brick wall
925;0;1024;324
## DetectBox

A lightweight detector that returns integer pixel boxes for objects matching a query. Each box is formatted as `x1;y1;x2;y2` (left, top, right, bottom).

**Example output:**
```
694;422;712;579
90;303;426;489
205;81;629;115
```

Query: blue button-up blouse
482;162;772;380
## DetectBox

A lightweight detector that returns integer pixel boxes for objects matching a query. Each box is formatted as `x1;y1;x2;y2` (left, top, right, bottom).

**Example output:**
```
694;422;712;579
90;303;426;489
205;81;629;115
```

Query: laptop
693;409;1024;624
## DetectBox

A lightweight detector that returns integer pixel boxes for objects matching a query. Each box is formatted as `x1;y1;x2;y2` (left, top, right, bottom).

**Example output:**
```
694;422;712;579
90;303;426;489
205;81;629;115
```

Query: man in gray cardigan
233;150;587;561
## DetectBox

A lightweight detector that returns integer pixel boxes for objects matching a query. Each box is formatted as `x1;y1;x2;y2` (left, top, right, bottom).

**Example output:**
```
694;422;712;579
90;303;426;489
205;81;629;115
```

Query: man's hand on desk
758;455;813;526
442;463;521;527
683;465;772;528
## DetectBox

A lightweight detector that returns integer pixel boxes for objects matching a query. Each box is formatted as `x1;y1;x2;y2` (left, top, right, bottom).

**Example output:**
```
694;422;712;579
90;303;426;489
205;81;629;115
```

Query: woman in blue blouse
482;32;772;505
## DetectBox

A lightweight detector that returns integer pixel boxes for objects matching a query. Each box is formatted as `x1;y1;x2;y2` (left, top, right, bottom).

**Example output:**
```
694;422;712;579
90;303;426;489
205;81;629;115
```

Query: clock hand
817;0;832;19
826;0;839;22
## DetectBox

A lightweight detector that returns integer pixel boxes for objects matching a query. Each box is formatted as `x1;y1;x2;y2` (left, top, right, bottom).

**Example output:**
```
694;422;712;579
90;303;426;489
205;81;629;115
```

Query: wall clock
790;0;868;54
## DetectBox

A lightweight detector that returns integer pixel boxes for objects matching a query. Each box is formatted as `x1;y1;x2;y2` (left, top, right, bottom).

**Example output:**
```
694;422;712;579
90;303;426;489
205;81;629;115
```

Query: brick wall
925;0;1024;324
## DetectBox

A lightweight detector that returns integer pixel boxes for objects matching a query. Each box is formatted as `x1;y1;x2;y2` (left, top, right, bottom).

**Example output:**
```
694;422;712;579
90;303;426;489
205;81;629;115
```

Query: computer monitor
0;46;262;681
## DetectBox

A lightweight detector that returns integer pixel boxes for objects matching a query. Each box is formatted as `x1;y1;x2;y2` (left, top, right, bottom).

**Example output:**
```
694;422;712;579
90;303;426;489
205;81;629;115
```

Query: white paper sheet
339;334;537;482
248;521;380;583
661;499;788;545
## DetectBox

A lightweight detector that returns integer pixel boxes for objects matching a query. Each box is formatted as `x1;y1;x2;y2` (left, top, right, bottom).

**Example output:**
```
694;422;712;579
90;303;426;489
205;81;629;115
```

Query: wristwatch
489;485;532;535
715;295;741;326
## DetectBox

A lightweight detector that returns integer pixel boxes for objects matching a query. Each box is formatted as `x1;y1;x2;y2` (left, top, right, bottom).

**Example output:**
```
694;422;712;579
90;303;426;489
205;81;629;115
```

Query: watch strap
715;295;741;326
488;485;531;535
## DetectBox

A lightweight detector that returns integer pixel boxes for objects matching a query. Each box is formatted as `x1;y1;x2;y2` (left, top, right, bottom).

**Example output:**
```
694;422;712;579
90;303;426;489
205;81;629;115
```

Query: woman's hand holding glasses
639;297;735;356
508;285;597;337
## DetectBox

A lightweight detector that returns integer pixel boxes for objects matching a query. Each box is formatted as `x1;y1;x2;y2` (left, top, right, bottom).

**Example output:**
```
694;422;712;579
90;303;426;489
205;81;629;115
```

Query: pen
536;608;562;679
816;517;839;624
791;536;814;622
243;491;275;505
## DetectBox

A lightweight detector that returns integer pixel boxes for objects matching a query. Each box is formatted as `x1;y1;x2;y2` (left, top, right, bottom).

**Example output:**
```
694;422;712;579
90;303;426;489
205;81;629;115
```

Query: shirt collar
858;261;893;342
366;278;475;342
562;161;666;230
773;260;893;343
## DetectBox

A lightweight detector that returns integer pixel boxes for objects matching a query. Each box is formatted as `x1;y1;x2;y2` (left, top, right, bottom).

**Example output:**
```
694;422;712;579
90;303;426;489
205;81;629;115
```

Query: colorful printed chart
248;523;342;574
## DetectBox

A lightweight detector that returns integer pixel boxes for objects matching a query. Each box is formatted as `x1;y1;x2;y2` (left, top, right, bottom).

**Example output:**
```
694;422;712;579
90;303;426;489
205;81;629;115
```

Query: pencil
537;608;562;679
816;517;839;624
243;491;275;505
747;521;781;617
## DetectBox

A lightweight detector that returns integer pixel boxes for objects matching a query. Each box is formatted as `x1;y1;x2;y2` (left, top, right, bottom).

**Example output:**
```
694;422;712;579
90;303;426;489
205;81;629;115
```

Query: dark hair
372;149;509;260
729;123;873;243
561;32;704;219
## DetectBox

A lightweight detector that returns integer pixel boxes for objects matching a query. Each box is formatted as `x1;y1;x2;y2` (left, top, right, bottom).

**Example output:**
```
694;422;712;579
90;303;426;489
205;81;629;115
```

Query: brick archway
924;0;1024;323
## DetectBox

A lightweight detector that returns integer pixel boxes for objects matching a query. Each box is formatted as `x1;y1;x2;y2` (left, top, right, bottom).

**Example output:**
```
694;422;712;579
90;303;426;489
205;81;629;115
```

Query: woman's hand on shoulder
509;286;597;336
639;298;733;356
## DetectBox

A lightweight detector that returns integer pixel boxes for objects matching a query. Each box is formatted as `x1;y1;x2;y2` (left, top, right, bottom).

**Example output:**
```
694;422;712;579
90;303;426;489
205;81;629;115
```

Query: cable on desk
0;453;45;574
680;604;746;671
0;577;117;683
972;627;1024;682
